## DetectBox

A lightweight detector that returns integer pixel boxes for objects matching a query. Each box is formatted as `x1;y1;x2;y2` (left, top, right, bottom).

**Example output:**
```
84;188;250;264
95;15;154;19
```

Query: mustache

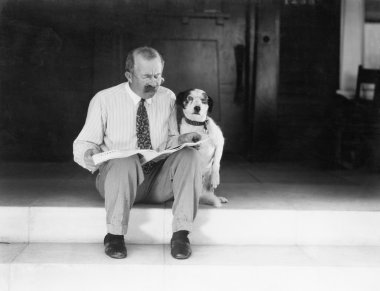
144;85;158;92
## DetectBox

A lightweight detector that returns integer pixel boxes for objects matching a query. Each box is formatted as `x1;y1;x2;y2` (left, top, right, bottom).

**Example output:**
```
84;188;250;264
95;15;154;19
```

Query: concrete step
1;161;380;245
1;204;380;245
2;243;380;291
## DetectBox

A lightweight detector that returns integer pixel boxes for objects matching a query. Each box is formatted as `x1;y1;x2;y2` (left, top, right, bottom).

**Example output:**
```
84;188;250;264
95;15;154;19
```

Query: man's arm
163;105;181;149
73;94;105;171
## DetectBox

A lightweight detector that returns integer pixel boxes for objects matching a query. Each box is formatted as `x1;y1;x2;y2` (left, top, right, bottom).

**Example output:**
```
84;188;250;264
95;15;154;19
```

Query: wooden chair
335;65;380;169
355;65;380;106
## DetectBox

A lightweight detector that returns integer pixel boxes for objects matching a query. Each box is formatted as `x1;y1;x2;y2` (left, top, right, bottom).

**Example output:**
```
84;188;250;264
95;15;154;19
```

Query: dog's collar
184;116;208;131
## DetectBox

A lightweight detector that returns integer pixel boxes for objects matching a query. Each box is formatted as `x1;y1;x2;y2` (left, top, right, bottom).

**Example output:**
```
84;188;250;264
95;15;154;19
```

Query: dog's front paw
211;196;228;208
218;196;228;204
200;194;222;207
213;199;222;208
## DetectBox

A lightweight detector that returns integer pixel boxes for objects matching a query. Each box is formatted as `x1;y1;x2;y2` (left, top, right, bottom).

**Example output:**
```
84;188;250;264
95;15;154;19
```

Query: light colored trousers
96;148;202;235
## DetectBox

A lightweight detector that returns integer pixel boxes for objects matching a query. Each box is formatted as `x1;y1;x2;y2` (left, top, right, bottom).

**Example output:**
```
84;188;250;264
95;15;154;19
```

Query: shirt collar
125;83;153;105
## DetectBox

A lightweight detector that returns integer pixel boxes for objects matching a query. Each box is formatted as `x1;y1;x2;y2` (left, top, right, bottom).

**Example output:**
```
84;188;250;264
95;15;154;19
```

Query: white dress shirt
73;82;179;170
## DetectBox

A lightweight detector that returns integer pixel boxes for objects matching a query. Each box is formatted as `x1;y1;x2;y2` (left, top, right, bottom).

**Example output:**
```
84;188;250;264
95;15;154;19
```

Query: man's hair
125;46;164;72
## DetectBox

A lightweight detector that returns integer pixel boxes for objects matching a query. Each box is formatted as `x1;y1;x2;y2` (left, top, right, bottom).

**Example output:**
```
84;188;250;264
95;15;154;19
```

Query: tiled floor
0;156;379;210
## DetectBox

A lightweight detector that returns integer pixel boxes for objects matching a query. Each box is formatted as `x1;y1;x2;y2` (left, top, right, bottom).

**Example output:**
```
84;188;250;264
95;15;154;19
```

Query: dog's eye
201;98;208;104
187;96;193;102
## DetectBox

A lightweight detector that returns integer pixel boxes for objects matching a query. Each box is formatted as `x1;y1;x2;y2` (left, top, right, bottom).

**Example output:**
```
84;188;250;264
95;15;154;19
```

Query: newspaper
92;139;206;166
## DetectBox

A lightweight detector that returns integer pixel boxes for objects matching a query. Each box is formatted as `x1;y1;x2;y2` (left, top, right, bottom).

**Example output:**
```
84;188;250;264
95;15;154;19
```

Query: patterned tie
136;99;155;174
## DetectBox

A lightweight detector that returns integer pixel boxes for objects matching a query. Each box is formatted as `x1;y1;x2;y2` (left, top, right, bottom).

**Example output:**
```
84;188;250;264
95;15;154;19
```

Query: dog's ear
175;90;188;133
175;105;183;133
207;95;214;113
176;90;188;108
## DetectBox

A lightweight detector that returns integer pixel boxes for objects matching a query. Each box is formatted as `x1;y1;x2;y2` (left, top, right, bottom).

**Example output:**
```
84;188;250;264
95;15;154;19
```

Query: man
73;46;202;260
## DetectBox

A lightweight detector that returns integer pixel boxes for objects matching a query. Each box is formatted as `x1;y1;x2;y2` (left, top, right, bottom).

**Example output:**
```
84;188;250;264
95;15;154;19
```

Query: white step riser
2;244;380;291
7;265;380;291
2;206;380;245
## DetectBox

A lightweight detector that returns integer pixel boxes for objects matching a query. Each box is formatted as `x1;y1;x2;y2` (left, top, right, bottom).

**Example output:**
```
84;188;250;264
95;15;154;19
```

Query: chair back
354;65;380;108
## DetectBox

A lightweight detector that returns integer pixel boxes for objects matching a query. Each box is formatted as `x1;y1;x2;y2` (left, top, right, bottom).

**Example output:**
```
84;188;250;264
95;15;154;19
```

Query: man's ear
207;95;214;113
125;71;132;82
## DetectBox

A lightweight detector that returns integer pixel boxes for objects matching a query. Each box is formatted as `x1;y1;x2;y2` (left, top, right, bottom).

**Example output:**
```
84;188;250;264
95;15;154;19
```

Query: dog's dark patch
207;94;213;113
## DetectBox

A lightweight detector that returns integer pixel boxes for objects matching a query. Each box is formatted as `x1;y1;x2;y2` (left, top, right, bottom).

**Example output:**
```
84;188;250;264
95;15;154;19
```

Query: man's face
128;54;163;99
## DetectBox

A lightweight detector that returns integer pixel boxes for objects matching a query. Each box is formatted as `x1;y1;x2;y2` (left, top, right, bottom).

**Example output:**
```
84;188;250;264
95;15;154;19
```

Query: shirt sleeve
73;94;106;169
165;105;181;149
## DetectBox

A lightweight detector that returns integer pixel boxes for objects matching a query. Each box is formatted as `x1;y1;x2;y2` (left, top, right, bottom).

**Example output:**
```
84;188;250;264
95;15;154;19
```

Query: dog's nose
194;106;200;113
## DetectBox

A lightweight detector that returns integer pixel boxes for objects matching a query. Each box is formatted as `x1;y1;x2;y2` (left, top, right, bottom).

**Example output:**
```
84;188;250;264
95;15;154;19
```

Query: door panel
153;39;220;119
251;0;280;160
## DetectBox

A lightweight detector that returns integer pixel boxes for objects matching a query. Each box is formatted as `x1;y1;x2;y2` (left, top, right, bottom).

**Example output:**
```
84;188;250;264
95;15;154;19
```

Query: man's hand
84;148;101;172
178;132;202;145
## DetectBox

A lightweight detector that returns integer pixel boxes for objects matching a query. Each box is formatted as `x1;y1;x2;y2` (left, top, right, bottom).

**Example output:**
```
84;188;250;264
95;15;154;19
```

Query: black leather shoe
171;236;192;259
104;233;127;259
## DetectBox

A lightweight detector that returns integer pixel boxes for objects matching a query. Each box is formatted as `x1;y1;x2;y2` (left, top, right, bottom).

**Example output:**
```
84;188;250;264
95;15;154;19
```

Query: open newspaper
92;139;206;166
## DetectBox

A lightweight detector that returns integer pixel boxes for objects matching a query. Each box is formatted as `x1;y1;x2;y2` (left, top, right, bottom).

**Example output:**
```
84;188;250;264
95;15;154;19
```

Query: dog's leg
200;171;228;207
209;123;224;189
210;153;221;189
200;189;223;207
209;143;228;205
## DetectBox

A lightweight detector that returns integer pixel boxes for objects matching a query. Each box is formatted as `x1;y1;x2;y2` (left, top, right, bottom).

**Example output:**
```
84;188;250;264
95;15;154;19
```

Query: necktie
136;99;155;174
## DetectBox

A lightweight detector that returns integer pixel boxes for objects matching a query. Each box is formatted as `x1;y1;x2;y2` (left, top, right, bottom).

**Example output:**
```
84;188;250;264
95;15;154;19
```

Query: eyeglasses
132;72;165;83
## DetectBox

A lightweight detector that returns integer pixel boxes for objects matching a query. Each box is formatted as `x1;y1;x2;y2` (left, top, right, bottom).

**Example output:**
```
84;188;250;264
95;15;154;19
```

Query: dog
176;88;228;207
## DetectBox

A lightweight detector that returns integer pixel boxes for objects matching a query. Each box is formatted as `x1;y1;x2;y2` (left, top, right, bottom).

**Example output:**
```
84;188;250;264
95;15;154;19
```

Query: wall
0;0;95;161
0;0;248;161
364;22;380;68
339;0;364;93
339;0;380;89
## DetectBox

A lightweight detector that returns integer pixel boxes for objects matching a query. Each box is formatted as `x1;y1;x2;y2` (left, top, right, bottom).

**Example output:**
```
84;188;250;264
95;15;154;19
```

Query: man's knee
175;147;201;167
106;155;141;177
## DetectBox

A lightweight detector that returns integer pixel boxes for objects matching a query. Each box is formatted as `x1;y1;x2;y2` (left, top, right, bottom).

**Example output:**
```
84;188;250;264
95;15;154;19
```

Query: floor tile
188;209;297;245
296;211;380;245
0;207;29;242
246;168;348;184
220;165;259;183
164;245;313;266
0;243;26;291
11;243;165;291
301;246;380;267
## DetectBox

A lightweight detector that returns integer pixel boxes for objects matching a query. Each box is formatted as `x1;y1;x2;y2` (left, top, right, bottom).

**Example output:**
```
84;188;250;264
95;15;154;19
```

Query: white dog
176;89;228;207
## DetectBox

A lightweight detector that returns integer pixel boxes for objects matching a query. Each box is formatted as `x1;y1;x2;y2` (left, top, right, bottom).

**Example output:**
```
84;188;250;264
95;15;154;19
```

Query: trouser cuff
107;224;128;235
172;221;193;233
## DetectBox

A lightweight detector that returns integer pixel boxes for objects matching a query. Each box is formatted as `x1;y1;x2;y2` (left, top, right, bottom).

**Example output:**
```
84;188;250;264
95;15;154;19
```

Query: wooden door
250;0;281;160
92;0;248;153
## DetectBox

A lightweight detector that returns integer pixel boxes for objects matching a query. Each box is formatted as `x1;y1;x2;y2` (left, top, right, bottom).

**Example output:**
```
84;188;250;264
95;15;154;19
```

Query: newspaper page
92;139;206;166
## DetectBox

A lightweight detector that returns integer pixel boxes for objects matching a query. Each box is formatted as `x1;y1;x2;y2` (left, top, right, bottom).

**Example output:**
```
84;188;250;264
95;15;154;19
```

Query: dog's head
176;89;213;123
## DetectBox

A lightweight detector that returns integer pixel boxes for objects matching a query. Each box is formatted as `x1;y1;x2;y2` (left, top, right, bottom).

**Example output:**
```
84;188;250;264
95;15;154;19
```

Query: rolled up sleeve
73;94;105;169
